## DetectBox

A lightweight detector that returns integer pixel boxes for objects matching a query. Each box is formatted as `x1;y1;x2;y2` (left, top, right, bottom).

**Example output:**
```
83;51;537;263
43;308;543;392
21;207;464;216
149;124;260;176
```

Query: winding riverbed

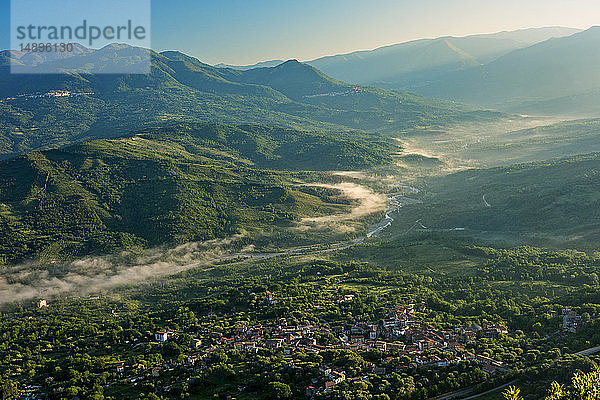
366;185;422;238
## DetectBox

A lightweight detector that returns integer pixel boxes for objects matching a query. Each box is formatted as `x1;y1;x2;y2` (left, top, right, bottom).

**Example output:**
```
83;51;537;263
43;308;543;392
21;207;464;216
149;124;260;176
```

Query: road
458;380;517;400
429;388;475;400
575;346;600;356
427;344;600;400
430;379;518;400
483;194;491;207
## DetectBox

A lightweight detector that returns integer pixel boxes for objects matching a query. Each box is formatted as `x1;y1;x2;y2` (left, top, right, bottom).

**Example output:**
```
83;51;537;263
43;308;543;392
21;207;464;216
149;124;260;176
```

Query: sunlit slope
390;153;600;248
0;46;501;159
0;123;385;264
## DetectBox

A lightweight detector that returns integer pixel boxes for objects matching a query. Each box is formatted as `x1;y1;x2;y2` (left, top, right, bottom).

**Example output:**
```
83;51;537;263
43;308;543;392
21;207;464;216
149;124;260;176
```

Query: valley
1;22;600;400
1;111;599;400
1;104;599;400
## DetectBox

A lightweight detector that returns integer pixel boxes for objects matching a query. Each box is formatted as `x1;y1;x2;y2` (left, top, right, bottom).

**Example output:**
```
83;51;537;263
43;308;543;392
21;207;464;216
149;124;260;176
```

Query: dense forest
0;122;395;265
1;240;599;400
2;25;600;400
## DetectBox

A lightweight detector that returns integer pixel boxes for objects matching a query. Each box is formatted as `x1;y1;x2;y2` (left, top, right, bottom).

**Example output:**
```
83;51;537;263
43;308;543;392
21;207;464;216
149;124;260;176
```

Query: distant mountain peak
100;43;132;50
273;59;309;70
410;26;600;113
306;26;582;87
234;58;340;99
214;59;285;71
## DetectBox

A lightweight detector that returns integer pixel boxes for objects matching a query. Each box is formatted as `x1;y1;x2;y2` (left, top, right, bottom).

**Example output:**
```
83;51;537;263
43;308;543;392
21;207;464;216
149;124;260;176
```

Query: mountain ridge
305;26;581;88
215;59;286;70
0;45;502;159
410;26;600;112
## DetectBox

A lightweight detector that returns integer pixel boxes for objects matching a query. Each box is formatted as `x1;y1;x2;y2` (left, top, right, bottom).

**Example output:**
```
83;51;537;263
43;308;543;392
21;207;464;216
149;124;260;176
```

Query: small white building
155;331;169;343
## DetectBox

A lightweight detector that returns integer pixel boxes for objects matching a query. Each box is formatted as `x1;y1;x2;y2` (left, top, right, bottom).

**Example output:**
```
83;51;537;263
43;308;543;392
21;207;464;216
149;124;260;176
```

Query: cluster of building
303;87;362;99
144;302;509;394
1;90;94;101
76;297;513;398
548;306;589;334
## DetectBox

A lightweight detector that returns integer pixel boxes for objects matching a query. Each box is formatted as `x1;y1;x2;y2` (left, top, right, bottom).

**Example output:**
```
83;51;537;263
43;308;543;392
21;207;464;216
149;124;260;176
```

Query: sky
1;0;599;65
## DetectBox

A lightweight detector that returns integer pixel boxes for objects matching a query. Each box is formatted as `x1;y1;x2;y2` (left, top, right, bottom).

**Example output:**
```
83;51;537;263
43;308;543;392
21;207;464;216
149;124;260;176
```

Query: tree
545;367;600;400
210;351;228;365
502;386;523;400
0;379;17;400
136;393;162;400
265;382;292;399
503;367;600;400
545;382;566;400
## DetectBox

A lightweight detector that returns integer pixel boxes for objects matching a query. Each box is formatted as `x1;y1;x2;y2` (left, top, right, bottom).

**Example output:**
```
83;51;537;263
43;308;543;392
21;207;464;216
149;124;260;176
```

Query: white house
155;331;169;343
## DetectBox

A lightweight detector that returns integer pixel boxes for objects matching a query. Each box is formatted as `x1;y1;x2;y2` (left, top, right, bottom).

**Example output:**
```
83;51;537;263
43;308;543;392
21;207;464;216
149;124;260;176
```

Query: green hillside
389;153;600;248
0;123;386;265
136;122;394;171
0;46;501;159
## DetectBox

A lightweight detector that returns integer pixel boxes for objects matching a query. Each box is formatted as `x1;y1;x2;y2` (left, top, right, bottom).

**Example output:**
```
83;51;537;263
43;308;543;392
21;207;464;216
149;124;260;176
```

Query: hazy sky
1;0;598;65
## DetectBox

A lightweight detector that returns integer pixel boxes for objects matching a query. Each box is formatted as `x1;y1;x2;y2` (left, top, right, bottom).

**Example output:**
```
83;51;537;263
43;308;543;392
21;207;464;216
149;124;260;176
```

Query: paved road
459;380;517;400
575;346;600;356
427;344;600;400
429;388;475;400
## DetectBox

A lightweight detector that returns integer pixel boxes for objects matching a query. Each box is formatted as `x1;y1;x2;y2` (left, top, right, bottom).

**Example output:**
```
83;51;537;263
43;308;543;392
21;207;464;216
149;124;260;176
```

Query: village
133;300;510;397
22;295;592;399
549;306;589;334
0;90;94;102
303;87;363;99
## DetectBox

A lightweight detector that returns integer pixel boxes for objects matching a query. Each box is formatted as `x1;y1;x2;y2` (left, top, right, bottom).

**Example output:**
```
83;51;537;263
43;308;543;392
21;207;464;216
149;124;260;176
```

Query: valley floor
1;117;600;400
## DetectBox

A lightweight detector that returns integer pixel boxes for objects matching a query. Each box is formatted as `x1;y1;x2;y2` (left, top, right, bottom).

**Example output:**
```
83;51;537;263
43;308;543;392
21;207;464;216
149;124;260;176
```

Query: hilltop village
149;304;511;396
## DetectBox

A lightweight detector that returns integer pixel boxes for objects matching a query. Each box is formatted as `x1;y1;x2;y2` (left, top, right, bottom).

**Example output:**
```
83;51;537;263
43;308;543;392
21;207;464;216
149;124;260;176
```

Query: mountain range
2;17;600;400
0;45;498;159
0;40;507;263
412;26;600;113
215;26;600;117
306;27;580;89
1;27;599;262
